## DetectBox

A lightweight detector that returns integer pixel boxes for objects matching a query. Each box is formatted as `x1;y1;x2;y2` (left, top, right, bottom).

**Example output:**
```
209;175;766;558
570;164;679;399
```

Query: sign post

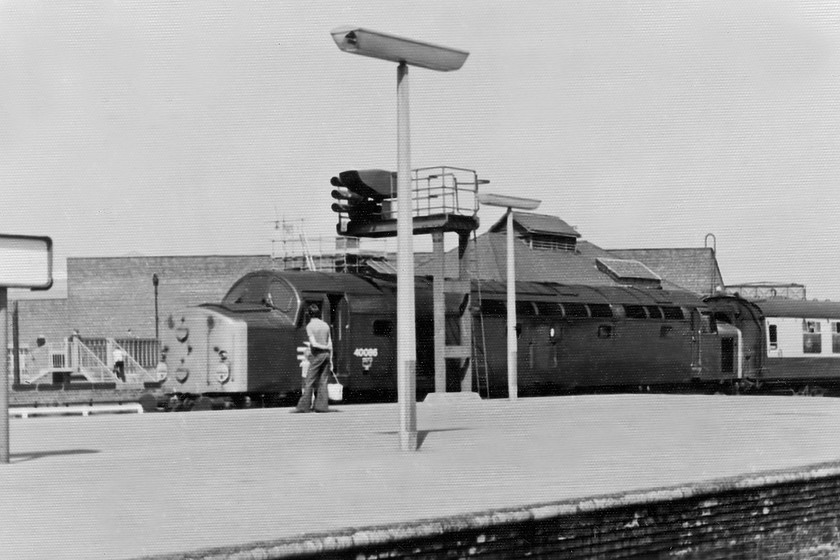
0;234;52;464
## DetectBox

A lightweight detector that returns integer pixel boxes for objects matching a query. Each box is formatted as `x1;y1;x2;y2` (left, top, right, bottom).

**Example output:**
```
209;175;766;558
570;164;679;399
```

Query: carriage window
662;307;685;321
535;302;563;316
563;302;589;318
373;320;394;337
588;304;613;318
803;321;822;354
597;325;612;339
624;305;647;319
660;325;673;338
769;324;778;350
645;306;663;319
833;323;840;354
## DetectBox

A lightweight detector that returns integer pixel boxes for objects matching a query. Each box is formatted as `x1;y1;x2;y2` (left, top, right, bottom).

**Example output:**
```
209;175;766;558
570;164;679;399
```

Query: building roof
608;248;724;296
488;212;581;238
417;232;621;286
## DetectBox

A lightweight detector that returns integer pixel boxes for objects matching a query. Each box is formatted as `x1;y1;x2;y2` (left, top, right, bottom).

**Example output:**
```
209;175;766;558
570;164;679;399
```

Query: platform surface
3;394;840;559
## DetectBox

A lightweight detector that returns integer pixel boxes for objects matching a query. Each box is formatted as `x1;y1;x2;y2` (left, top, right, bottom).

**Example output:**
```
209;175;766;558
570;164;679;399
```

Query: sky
2;1;840;299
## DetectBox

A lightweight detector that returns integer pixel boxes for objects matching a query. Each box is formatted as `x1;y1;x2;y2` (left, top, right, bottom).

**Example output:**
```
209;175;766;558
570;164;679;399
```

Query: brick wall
10;299;69;349
67;255;277;339
169;465;840;559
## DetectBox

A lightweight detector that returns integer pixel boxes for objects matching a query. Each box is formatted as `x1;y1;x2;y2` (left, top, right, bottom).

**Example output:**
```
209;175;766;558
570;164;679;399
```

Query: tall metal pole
396;62;417;451
0;288;9;463
506;209;518;400
153;274;160;342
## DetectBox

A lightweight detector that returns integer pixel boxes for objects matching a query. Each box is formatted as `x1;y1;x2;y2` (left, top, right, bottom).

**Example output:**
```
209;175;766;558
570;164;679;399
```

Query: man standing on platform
294;303;332;413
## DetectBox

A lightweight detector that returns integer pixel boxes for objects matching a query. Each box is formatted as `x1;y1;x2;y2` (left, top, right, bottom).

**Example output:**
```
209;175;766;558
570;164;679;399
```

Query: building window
768;324;778;350
803;321;822;354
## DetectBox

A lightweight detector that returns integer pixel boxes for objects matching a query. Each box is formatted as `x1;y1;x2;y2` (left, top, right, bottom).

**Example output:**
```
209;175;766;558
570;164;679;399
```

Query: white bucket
328;382;343;402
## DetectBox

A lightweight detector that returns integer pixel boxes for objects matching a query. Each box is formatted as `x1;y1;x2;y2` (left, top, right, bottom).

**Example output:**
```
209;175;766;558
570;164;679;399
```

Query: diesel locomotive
154;269;748;408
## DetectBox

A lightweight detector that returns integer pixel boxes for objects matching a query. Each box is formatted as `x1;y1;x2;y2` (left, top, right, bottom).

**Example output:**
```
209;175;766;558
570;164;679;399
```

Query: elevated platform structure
336;166;480;238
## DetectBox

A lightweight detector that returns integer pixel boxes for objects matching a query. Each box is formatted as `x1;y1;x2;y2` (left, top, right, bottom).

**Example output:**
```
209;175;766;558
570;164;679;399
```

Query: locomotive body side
473;284;728;395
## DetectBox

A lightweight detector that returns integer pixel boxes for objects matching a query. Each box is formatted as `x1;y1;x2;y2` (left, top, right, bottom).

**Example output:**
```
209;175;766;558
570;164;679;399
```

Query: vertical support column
506;209;518;400
432;231;446;394
0;288;8;464
12;301;19;386
458;232;473;392
396;62;417;451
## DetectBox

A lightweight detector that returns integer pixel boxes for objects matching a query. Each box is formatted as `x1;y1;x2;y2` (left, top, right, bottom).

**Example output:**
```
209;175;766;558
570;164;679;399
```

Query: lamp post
477;193;540;401
331;27;468;451
152;274;160;342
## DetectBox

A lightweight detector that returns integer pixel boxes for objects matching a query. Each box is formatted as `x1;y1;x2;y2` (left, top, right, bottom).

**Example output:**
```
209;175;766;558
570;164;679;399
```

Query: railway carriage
705;295;840;394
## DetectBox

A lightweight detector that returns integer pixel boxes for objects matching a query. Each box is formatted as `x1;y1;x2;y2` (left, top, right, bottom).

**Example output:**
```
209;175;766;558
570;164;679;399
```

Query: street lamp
477;193;541;401
152;274;160;342
331;27;468;451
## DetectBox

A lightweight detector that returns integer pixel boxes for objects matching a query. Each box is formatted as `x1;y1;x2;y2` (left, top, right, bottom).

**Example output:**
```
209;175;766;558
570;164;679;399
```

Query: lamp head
331;26;469;72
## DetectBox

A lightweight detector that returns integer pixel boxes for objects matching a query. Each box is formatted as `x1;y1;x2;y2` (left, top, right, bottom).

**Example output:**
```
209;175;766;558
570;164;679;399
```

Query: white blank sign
0;235;52;288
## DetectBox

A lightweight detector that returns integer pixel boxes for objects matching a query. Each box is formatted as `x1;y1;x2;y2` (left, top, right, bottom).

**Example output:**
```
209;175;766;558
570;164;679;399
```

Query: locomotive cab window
267;280;296;313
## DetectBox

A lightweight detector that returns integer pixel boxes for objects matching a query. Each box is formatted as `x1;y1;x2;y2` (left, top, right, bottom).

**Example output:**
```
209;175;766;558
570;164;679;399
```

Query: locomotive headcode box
0;234;53;289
